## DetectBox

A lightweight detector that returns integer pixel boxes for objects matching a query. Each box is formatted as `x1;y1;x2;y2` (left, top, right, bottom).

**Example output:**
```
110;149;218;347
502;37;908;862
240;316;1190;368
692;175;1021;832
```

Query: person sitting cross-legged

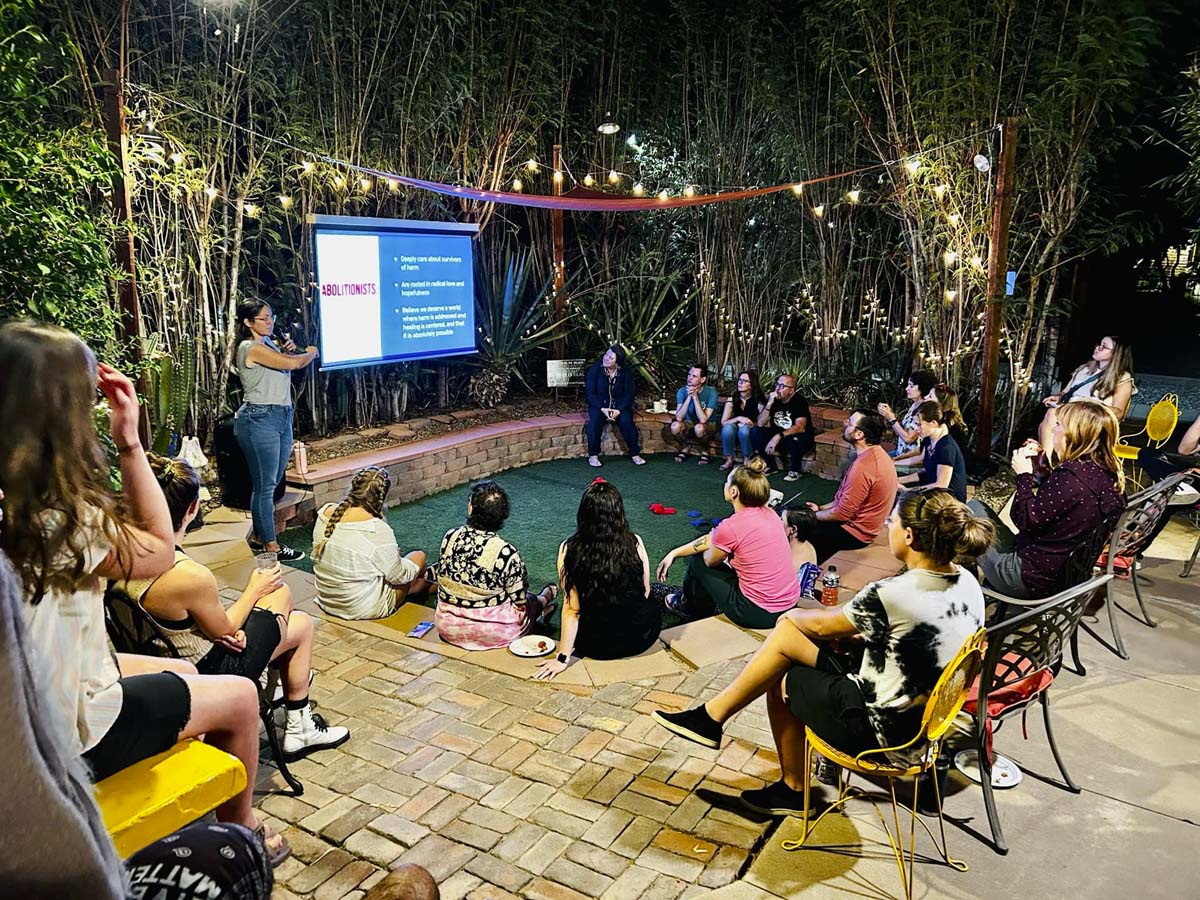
124;454;350;762
435;480;557;651
804;410;899;563
656;457;800;629
584;345;646;468
670;364;720;465
652;489;992;816
312;466;430;620
750;373;815;480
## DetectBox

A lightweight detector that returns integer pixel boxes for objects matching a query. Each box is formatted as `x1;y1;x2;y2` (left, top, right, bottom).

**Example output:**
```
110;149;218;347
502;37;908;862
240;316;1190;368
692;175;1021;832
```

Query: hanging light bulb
947;212;961;225
943;250;958;266
812;204;825;218
552;170;563;184
359;177;372;191
333;175;346;189
945;289;958;302
278;195;293;209
791;183;804;195
526;159;540;174
387;178;399;192
683;185;695;198
934;183;949;200
608;170;619;184
243;202;259;218
301;160;315;175
204;186;218;200
169;151;184;166
597;113;620;135
846;189;861;204
632;183;645;196
512;177;523;191
971;255;984;269
583;174;595;187
905;157;921;176
657;189;669;201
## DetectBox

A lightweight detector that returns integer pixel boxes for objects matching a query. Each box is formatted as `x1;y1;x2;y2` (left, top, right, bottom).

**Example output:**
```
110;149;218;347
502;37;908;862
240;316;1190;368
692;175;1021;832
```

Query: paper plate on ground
509;635;556;657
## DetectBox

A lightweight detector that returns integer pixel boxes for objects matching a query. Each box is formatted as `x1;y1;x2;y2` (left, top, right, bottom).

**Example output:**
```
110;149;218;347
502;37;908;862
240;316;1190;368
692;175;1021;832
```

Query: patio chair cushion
964;667;1054;719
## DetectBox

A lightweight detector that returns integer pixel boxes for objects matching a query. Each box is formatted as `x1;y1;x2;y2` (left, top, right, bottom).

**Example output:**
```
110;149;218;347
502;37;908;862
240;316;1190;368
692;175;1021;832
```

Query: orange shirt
831;444;899;543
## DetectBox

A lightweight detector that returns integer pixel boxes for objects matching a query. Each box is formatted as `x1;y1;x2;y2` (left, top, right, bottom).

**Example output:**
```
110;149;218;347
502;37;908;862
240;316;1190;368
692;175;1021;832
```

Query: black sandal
697;454;711;466
674;450;690;463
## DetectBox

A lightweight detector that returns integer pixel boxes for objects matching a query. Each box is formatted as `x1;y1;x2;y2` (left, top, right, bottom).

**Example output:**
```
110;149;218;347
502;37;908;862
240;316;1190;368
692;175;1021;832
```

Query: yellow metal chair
782;629;986;900
1115;393;1179;468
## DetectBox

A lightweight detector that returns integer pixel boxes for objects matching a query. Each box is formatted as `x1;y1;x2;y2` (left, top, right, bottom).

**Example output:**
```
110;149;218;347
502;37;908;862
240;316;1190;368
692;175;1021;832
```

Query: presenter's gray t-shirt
237;339;292;407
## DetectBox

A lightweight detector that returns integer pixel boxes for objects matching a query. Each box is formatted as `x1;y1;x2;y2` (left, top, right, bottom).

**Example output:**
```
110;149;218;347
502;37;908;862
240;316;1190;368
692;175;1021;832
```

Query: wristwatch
556;652;569;664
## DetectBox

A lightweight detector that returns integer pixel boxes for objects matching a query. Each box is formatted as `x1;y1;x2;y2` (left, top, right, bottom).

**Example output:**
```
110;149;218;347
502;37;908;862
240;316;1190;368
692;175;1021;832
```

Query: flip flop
697;454;711;466
674;451;690;463
720;459;735;471
254;819;292;868
664;592;691;616
537;584;559;622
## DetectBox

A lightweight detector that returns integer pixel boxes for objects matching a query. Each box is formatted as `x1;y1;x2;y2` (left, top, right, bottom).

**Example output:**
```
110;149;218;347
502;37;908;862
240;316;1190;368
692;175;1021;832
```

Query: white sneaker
784;471;801;482
282;705;350;761
632;455;646;466
588;455;602;468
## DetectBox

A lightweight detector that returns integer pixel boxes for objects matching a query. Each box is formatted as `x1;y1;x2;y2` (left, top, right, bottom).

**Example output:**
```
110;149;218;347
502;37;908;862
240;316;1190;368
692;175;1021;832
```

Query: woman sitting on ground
878;368;939;459
780;505;822;602
720;369;766;471
435;480;557;651
0;320;289;864
533;479;660;679
970;399;1125;599
652;489;992;816
895;401;968;502
656;457;800;629
1039;334;1136;448
123;454;349;761
312;466;429;620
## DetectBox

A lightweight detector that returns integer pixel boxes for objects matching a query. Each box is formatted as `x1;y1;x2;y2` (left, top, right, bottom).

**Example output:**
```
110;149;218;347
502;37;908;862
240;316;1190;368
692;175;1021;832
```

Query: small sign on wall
547;359;587;387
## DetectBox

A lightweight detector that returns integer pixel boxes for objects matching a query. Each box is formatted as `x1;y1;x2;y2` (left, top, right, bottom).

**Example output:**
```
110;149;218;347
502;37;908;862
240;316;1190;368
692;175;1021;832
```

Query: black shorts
785;648;882;757
196;608;283;681
83;672;191;782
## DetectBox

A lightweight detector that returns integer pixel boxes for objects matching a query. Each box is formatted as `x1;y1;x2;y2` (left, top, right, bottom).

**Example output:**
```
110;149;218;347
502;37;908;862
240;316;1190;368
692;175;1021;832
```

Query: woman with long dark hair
233;298;317;562
0;320;289;863
720;369;766;471
533;480;660;679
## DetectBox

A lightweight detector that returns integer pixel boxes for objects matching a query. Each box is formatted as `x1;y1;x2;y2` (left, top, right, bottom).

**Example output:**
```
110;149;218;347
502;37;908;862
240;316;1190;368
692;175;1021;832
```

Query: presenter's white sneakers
588;455;602;467
632;456;646;465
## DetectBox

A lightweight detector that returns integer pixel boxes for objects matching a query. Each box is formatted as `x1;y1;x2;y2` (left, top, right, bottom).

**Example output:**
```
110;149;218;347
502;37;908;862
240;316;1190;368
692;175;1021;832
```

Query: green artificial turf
281;453;837;624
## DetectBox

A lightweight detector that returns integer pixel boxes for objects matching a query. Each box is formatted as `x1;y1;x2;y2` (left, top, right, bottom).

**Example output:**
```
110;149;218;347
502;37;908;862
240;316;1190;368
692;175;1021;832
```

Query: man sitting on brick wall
750;373;815;481
803;410;898;561
669;364;720;465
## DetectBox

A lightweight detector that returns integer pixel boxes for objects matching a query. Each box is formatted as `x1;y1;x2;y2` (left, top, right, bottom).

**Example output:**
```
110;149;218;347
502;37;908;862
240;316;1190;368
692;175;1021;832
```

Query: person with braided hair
653;488;992;816
312;466;429;620
122;453;350;762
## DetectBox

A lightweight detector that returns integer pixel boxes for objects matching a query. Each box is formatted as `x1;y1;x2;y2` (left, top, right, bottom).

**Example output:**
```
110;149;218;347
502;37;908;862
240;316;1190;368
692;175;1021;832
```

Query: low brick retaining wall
287;404;858;516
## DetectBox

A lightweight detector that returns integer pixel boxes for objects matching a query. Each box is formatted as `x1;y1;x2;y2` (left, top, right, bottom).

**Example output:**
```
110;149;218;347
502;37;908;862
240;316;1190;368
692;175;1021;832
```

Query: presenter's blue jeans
586;406;641;457
234;402;292;544
721;422;754;459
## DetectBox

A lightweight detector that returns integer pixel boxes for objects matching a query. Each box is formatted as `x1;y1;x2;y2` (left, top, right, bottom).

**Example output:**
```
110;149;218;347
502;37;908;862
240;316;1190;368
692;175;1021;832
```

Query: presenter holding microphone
234;298;317;561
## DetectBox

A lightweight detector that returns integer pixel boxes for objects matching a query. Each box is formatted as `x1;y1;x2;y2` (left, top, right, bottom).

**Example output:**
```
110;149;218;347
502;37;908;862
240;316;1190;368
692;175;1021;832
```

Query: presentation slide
310;214;479;370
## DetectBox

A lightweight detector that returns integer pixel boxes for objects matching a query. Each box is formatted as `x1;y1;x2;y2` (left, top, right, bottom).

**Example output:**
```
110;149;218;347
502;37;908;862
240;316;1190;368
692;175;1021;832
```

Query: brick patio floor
190;510;1200;900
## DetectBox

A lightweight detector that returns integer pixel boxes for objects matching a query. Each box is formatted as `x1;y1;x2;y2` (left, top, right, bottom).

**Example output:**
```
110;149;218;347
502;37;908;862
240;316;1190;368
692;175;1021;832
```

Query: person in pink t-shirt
655;457;800;628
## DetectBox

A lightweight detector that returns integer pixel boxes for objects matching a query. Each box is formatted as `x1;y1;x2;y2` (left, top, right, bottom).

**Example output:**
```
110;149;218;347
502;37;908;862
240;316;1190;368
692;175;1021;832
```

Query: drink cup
255;551;278;571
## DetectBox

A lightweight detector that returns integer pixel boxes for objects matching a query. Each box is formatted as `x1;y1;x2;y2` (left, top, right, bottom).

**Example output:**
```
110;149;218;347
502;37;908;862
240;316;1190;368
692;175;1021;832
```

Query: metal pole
976;116;1018;458
552;144;565;360
103;66;150;445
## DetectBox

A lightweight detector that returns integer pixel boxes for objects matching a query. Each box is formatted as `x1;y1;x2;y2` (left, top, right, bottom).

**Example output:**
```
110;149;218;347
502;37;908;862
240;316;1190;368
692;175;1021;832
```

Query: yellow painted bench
95;739;246;858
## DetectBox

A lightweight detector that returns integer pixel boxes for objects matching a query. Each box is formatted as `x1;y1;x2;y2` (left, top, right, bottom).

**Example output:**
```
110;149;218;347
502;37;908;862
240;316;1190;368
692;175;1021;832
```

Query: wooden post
552;144;565;360
975;117;1018;458
102;67;150;446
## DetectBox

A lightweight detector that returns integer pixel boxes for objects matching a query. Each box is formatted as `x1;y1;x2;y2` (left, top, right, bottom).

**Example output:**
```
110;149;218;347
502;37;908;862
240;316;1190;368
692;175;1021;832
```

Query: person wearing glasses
720;370;766;471
750;373;815;481
233;299;317;562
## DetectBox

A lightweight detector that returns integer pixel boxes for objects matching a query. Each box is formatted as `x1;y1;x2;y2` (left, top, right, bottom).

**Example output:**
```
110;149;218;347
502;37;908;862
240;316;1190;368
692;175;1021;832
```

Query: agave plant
471;248;571;407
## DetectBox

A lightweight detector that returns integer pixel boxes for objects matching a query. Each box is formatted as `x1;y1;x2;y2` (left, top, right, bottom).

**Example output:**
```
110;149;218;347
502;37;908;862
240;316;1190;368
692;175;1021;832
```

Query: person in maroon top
805;410;899;562
969;400;1125;599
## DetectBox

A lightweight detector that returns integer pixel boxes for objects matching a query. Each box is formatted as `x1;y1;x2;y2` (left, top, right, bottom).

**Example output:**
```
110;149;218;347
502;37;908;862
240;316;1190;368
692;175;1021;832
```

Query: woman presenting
233;298;317;562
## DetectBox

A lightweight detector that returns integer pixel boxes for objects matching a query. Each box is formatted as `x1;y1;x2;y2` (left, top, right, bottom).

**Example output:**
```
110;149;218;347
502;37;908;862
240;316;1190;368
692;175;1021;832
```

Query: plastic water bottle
820;565;840;606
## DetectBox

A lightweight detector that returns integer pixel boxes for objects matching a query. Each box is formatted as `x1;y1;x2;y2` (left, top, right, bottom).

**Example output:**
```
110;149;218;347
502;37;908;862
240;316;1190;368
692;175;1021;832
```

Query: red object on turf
661;507;677;515
649;503;664;513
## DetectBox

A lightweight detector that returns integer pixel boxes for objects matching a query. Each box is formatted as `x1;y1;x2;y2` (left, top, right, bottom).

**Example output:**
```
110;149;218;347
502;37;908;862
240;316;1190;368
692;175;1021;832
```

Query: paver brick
467;886;523;900
634;846;704;882
475;734;521;765
465;852;536;893
591;749;649;776
609;789;674;822
279;826;337;864
494;822;548;863
598;865;657;900
395;834;479;883
494;739;539;771
421;792;474;830
505;782;555;818
649;828;717;861
300;795;360;833
629;777;689;805
440;870;485;900
530;807;592;839
698;846;748;888
398;784;450;820
543;858;615;898
546;791;607;822
314;859;377;900
585;770;633;804
482;775;534;810
580;808;634;848
343;828;404;867
517;831;573;875
459;803;521;834
438;771;495;799
610;817;660;859
323;804;383;844
287;847;355;895
442;819;504;851
522;877;593;900
563;841;628;878
367;813;430;848
664;794;709;832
